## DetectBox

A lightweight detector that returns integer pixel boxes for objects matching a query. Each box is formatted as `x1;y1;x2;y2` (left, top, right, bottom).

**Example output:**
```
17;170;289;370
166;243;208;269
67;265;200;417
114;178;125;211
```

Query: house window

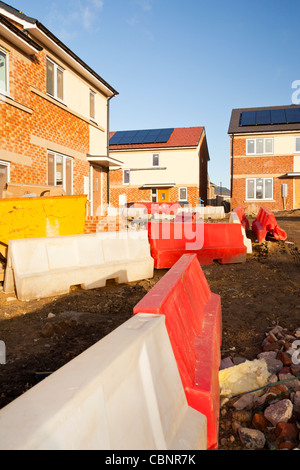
0;48;9;95
151;189;157;202
246;178;273;200
123;169;130;185
90;90;95;120
47;151;73;195
0;160;10;198
296;137;300;153
152;153;159;167
179;187;188;201
46;57;64;101
246;138;273;155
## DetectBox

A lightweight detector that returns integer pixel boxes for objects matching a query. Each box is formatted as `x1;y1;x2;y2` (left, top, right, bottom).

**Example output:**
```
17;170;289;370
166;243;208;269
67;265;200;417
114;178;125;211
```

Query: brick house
108;126;209;207
228;105;300;213
0;1;121;217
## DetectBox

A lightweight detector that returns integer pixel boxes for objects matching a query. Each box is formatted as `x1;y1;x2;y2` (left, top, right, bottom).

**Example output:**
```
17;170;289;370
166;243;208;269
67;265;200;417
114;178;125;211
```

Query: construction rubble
219;325;300;450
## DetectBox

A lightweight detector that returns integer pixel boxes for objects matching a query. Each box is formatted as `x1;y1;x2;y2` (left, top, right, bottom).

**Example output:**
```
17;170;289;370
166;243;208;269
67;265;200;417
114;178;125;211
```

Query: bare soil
0;210;299;450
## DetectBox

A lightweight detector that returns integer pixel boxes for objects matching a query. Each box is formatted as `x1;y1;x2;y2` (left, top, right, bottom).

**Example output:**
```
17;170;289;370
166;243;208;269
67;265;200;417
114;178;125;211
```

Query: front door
157;189;169;203
0;164;8;198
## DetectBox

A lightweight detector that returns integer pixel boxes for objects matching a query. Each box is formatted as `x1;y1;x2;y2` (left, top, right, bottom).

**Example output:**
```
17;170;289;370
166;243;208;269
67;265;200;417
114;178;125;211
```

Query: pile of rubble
219;325;300;450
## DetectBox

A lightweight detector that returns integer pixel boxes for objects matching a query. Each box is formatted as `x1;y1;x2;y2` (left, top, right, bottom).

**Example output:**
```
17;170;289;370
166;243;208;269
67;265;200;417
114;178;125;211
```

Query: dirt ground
0;210;299;450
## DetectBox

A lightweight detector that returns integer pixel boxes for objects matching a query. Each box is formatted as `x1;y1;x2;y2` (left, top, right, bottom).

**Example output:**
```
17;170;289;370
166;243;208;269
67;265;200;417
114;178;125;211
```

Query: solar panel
285;108;300;123
270;109;287;124
142;129;162;144
109;131;126;145
118;131;138;145
155;128;174;143
131;130;149;144
256;110;271;125
240;111;256;126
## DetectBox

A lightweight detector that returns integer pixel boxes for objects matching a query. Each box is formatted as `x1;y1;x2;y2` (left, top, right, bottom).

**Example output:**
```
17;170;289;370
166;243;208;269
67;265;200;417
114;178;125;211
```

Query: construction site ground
0;209;299;450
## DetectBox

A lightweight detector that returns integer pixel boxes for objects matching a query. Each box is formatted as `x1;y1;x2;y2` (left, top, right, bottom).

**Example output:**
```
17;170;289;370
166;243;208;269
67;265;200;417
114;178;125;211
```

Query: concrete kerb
0;314;207;450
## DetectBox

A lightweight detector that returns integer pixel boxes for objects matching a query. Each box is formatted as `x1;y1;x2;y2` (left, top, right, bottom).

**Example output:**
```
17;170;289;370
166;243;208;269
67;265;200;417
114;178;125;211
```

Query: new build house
108;126;210;208
228;105;300;212
0;1;121;216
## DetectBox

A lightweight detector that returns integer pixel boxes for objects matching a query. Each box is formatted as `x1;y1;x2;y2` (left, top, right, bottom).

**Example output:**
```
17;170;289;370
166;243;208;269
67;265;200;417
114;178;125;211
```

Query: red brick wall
1;31;91;195
109;169;201;207
231;136;294;212
85;215;125;233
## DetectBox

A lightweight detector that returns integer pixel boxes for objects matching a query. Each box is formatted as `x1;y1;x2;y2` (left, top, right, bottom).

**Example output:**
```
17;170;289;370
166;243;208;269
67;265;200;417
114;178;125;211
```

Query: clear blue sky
9;0;300;188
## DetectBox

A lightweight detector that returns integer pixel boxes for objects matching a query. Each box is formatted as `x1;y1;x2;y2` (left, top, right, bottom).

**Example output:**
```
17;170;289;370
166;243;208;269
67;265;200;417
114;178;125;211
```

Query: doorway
157;189;169;203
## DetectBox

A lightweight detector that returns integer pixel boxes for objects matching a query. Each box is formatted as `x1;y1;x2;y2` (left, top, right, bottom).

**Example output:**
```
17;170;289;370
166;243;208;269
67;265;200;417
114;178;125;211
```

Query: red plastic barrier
129;202;181;214
133;253;222;450
233;206;249;231
148;221;247;269
252;207;287;242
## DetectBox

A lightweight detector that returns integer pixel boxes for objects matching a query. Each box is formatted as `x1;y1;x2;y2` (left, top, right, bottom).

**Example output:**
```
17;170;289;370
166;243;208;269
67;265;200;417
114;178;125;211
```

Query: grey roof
228;104;300;135
0;1;36;23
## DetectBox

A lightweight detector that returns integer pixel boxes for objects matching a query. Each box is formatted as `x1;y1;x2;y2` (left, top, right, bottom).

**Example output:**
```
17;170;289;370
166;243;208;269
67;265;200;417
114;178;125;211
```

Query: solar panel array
109;128;174;146
240;108;300;127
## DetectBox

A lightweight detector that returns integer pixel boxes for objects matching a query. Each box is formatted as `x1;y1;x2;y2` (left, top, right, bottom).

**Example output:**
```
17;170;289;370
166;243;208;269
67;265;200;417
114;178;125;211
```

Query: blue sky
11;0;300;187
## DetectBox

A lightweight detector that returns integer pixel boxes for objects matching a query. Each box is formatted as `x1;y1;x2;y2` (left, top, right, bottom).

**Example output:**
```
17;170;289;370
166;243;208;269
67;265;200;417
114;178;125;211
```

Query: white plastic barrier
180;206;225;219
4;230;154;301
0;314;207;450
229;212;252;254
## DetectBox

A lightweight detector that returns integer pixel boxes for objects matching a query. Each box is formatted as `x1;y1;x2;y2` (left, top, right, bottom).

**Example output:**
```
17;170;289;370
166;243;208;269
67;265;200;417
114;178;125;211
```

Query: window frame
246;177;274;201
246;137;274;156
152;153;160;167
0;47;9;96
47;151;73;195
90;89;96;121
151;188;157;202
178;187;188;202
123;169;130;185
295;137;300;153
46;57;65;103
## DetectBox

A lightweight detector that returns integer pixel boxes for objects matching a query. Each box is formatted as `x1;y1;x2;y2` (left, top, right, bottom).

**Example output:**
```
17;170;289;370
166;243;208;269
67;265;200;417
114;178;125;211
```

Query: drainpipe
230;134;234;211
107;92;118;207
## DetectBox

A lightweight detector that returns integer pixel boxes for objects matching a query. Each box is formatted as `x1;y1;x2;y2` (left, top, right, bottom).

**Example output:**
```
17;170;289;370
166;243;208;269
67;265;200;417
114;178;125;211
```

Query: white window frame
123;169;130;185
179;187;188;202
246;138;274;155
47;151;73;194
151;188;157;202
152;153;160;167
246;177;273;201
0;159;10;181
90;89;96;121
0;47;9;96
46;57;65;103
295;137;300;153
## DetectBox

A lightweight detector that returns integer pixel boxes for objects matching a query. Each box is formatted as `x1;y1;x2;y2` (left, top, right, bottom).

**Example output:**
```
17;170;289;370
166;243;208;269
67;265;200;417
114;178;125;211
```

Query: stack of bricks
85;215;126;233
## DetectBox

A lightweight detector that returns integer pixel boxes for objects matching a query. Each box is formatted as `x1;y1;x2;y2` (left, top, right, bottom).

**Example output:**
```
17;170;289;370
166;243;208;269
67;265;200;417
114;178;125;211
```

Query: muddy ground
0;210;299;450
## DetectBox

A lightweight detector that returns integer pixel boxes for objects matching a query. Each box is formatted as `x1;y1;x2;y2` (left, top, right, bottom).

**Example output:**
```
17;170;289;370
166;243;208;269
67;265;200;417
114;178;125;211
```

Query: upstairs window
46;57;64;101
152;153;160;167
246;138;273;155
0;48;9;95
296;137;300;153
90;90;95;120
